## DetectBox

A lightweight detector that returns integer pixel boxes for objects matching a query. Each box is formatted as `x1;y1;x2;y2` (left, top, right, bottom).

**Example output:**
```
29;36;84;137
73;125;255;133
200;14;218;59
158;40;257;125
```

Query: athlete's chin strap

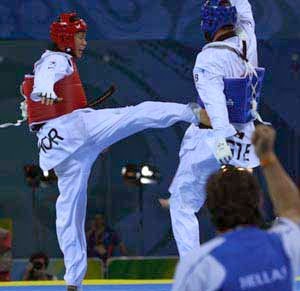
0;85;28;129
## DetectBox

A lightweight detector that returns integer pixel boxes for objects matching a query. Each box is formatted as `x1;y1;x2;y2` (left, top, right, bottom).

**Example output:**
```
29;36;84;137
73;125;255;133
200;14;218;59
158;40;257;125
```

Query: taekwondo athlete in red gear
21;13;204;291
169;0;267;258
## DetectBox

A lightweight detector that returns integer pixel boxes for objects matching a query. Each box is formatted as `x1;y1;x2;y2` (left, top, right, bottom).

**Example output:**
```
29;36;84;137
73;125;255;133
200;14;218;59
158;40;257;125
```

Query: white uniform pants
39;101;197;287
169;124;259;257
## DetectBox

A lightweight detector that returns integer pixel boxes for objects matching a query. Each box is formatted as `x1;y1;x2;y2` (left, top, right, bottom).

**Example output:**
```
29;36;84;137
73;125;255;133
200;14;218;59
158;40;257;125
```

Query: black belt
198;123;212;129
32;123;46;131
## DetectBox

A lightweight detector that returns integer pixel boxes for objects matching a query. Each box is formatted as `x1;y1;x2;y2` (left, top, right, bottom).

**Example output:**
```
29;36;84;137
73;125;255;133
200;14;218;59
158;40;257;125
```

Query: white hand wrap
214;137;233;164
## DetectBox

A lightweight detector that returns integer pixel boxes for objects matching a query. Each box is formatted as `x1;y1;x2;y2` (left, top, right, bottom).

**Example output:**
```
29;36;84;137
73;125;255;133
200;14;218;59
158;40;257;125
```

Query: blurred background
0;0;299;282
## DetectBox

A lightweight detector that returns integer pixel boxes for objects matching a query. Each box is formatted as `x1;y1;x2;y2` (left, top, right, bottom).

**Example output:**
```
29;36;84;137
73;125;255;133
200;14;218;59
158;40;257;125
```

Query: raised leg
82;101;198;150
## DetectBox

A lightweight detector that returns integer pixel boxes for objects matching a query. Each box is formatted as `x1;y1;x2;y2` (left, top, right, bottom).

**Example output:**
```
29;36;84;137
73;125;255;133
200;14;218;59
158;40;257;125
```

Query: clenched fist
252;125;276;159
39;92;63;106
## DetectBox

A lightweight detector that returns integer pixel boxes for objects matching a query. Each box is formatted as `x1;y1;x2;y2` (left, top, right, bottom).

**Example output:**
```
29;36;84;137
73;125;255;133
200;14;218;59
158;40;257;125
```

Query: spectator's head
206;165;263;232
94;213;106;228
29;252;49;271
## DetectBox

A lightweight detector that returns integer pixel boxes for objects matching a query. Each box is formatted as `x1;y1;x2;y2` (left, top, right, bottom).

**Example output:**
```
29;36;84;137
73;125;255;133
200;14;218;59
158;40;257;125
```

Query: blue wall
0;0;299;258
0;0;300;41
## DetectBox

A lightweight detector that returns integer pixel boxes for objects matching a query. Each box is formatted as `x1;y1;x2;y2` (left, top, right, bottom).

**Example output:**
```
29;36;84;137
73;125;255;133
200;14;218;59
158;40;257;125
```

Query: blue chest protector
211;228;293;291
197;42;266;124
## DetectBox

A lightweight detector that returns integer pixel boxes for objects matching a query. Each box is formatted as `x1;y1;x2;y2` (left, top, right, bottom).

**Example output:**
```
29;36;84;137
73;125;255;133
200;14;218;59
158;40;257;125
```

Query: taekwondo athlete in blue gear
169;0;266;257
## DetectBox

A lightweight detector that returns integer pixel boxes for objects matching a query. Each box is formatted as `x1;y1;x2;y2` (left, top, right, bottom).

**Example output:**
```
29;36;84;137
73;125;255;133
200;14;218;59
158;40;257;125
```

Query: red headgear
50;12;87;53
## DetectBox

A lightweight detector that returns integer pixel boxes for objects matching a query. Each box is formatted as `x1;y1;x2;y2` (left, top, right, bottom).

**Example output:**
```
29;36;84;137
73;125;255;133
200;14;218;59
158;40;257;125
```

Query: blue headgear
200;0;237;41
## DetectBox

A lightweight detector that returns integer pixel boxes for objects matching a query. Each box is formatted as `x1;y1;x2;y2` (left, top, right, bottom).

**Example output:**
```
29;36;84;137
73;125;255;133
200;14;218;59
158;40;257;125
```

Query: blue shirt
172;218;300;291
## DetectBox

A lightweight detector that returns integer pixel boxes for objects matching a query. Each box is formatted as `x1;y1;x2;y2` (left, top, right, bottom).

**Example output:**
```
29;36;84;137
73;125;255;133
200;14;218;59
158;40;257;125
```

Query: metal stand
31;185;41;250
138;184;144;255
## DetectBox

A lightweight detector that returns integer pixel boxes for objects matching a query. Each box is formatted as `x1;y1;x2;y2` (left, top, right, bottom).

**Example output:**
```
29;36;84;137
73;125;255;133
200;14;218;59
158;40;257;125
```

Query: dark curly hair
29;252;49;268
206;166;264;232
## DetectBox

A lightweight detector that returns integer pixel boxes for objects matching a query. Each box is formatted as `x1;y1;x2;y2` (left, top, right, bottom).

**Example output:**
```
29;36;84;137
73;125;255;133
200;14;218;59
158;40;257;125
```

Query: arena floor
0;279;299;290
0;280;172;291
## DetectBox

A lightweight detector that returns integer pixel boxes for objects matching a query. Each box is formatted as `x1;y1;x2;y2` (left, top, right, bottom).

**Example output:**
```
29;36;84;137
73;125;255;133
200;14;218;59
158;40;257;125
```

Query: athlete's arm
230;0;255;32
230;0;258;66
31;54;70;105
252;125;300;224
199;109;211;127
193;52;236;163
193;54;236;139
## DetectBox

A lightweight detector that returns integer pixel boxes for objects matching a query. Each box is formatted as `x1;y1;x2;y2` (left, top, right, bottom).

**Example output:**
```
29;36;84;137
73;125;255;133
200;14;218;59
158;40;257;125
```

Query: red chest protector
22;59;87;126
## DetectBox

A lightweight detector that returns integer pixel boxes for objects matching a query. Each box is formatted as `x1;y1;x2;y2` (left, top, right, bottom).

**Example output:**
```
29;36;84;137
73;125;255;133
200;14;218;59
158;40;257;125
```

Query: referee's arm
252;125;300;224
